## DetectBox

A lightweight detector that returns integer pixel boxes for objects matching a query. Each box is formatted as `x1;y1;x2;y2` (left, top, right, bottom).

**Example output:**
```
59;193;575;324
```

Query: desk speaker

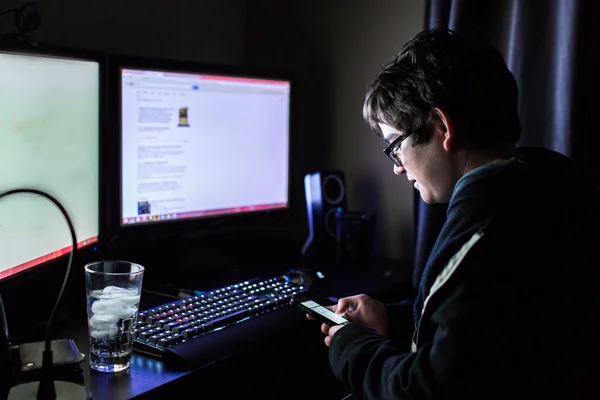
301;170;347;262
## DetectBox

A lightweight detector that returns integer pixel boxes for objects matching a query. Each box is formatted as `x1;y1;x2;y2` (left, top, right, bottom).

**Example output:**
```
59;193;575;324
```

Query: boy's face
379;122;456;204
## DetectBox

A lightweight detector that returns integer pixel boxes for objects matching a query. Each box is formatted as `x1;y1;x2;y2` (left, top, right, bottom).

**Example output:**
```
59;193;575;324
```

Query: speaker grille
322;174;345;205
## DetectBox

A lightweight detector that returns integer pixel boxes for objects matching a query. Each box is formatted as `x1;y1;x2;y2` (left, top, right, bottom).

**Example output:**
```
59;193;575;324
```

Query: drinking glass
84;261;144;373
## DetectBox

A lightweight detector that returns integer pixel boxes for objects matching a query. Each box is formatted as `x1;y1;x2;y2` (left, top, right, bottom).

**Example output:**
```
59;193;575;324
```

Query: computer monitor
114;57;291;229
0;44;102;281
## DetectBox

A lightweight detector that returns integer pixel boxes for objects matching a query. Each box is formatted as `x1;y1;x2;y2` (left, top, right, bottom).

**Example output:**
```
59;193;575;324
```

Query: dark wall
2;0;246;65
243;1;425;262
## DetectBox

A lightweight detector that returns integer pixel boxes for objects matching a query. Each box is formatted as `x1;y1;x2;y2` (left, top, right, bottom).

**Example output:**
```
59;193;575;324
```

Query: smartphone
292;295;350;326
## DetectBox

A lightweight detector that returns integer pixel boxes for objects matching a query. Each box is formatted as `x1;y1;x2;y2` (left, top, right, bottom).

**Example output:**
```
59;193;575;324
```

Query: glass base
89;351;131;373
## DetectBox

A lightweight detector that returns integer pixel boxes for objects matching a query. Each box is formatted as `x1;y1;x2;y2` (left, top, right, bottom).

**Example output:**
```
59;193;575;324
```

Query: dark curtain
413;0;600;288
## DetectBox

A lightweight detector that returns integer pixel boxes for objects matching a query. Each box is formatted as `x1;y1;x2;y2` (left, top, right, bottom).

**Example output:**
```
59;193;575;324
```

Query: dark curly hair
363;29;521;148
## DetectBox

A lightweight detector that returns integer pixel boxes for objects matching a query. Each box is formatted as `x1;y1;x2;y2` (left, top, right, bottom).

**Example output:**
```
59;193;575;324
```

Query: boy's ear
434;107;454;151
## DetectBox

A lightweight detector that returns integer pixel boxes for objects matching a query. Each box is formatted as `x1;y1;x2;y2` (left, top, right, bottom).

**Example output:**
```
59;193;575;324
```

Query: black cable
0;291;9;343
0;188;77;400
0;7;16;38
0;8;18;19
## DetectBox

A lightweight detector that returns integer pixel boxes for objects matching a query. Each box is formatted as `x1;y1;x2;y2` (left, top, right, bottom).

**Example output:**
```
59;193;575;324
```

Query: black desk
59;266;412;399
69;300;338;399
63;315;189;400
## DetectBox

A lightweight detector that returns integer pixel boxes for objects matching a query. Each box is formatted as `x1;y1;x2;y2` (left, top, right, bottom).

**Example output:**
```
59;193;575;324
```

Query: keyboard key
182;327;198;339
172;322;193;334
154;319;169;328
150;333;168;344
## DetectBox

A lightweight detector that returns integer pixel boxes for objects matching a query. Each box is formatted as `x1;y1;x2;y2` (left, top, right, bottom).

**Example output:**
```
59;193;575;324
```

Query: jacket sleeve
328;294;461;399
328;236;515;400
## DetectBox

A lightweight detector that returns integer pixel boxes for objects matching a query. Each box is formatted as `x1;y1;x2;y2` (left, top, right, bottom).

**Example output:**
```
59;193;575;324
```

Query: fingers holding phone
336;294;390;338
309;294;390;338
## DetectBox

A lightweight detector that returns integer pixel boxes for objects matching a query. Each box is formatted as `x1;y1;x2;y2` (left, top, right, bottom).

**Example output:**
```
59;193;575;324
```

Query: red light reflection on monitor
0;236;99;280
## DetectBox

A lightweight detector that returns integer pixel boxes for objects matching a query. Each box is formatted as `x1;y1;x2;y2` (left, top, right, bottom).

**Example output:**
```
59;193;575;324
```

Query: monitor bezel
107;54;294;241
0;39;107;284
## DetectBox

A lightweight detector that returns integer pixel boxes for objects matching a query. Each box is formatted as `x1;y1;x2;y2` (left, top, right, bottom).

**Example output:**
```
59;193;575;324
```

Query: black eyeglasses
383;132;411;167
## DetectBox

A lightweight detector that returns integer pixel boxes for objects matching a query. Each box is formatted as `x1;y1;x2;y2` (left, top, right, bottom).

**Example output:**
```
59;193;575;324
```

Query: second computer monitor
0;46;101;280
118;62;291;227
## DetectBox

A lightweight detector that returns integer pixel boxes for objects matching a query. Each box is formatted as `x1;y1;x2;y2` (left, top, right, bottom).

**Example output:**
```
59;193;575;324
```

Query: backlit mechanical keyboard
133;271;314;357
